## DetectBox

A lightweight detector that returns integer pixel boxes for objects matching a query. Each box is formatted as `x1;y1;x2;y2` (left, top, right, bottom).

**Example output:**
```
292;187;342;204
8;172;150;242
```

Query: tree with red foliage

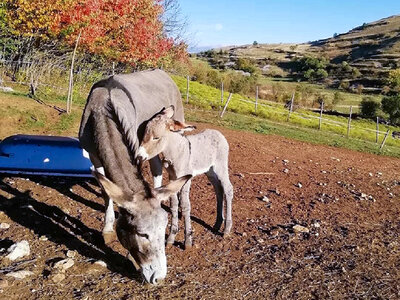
53;0;184;67
3;0;187;67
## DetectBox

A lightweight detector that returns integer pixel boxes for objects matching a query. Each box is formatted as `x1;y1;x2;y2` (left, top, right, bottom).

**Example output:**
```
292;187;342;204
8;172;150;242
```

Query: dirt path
0;123;399;299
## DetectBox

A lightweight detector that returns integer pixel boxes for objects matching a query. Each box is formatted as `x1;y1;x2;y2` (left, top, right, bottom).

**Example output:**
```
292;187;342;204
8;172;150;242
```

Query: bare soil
0;123;399;299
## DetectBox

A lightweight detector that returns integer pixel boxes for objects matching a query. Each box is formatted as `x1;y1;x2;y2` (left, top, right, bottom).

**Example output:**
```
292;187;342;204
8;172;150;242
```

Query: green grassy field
258;77;380;114
184;108;400;158
172;75;400;148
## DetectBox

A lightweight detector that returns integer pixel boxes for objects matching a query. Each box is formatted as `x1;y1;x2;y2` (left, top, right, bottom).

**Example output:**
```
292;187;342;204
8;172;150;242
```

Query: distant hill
198;15;400;92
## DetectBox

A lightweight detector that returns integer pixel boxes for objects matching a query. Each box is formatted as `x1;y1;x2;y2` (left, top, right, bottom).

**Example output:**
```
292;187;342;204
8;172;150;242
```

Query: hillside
199;15;400;91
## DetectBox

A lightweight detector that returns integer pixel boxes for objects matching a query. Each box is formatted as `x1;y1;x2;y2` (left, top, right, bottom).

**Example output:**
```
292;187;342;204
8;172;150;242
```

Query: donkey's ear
92;171;134;208
161;105;175;118
168;120;196;133
152;175;192;205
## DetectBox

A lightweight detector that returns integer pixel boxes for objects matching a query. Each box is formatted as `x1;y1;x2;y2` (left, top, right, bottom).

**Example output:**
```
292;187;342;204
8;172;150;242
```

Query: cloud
215;23;223;31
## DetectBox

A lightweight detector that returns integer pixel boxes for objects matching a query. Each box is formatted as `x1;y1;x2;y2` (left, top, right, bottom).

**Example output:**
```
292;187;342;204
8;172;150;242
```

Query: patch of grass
185;108;400;158
173;75;400;148
54;111;81;134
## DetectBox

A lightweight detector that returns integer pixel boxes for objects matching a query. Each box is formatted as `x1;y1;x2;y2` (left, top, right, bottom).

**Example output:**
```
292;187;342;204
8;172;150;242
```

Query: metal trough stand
0;135;93;177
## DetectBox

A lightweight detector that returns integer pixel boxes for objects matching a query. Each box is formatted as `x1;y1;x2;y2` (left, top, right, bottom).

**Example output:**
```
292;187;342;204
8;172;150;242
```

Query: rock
312;222;321;228
54;258;74;271
0;279;8;288
360;193;368;199
258;195;269;202
368;173;373;177
94;260;107;268
268;188;280;196
0;223;10;229
0;87;14;92
51;273;65;283
66;250;76;258
234;173;244;178
283;159;289;164
293;224;309;233
39;236;48;241
6;270;34;279
6;241;30;261
296;182;302;188
321;170;327;174
283;168;289;174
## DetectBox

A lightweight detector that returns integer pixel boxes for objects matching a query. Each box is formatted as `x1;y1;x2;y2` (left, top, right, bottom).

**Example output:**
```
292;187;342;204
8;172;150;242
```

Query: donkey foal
137;106;233;248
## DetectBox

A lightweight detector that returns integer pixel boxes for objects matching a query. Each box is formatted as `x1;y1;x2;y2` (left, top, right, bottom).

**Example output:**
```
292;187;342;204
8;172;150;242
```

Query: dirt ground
0;123;399;299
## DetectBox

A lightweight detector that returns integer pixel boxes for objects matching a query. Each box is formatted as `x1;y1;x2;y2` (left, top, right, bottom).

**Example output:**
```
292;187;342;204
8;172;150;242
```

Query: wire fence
179;76;400;150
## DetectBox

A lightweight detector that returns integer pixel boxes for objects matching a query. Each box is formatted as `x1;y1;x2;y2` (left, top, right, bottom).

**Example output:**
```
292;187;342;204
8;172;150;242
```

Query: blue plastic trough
0;135;93;177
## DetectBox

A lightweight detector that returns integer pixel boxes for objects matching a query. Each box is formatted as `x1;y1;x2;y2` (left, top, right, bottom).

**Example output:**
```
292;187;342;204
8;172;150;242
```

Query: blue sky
179;0;400;51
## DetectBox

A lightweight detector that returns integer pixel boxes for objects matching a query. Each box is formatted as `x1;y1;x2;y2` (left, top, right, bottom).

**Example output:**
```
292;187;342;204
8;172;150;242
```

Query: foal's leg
90;154;116;244
166;192;179;246
206;168;224;232
213;163;233;236
149;156;163;188
180;180;193;249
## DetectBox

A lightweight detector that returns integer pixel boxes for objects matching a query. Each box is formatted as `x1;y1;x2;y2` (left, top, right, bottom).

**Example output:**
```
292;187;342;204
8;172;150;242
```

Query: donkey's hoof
103;231;117;245
223;231;231;238
166;235;176;246
184;240;193;250
166;240;175;248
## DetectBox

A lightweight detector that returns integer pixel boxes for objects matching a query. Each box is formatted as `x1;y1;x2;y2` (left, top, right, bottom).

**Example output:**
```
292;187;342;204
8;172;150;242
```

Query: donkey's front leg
90;154;116;244
180;180;193;249
102;191;116;244
166;193;179;246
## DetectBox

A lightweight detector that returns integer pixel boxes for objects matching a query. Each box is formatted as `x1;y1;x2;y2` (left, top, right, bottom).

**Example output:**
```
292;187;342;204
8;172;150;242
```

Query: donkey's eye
137;232;149;239
152;137;160;141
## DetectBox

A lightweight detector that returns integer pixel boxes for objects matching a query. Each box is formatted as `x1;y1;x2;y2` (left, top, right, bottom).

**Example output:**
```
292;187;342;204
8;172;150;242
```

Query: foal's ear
161;105;175;119
151;175;192;205
168;120;196;133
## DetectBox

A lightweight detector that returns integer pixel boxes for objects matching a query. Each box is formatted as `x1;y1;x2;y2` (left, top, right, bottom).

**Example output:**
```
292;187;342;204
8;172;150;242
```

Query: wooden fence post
221;81;224;104
379;129;390;151
376;117;379;143
319;101;324;130
255;86;259;114
220;93;232;118
186;75;189;104
66;30;81;114
286;93;294;122
347;106;352;137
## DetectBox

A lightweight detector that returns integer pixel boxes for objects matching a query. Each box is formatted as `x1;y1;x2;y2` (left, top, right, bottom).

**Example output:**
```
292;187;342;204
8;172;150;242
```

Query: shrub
295;55;329;82
333;91;345;105
381;94;400;124
356;84;363;95
387;69;400;92
190;60;209;83
206;69;222;88
235;58;258;75
339;80;350;91
360;97;380;118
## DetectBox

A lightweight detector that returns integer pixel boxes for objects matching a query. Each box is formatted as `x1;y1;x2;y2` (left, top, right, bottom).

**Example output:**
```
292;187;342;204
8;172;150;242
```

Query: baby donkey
137;106;233;248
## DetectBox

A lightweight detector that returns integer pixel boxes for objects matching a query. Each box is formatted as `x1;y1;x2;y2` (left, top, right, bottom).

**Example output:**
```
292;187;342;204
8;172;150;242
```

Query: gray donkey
79;69;188;284
137;106;233;248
